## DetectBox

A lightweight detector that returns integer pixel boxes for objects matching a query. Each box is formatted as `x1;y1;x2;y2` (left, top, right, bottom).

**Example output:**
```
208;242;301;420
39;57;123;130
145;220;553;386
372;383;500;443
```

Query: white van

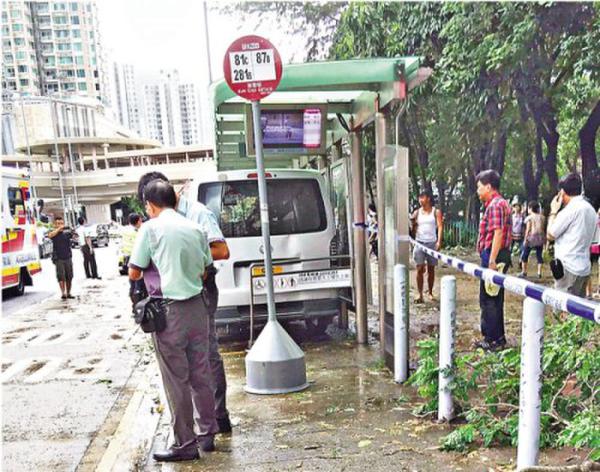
187;169;348;336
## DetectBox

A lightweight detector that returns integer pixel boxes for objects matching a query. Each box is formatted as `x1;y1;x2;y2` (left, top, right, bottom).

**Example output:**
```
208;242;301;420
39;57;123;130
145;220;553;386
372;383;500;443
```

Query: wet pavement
2;244;148;471
140;336;585;471
2;248;591;471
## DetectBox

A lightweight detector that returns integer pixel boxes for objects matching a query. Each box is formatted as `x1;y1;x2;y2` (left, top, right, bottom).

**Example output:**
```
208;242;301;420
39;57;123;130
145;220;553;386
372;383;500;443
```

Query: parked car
91;224;110;247
38;234;53;259
72;224;110;248
36;227;53;259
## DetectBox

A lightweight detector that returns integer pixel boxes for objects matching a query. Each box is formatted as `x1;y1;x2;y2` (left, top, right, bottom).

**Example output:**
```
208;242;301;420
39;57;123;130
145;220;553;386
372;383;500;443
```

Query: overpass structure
2;97;215;222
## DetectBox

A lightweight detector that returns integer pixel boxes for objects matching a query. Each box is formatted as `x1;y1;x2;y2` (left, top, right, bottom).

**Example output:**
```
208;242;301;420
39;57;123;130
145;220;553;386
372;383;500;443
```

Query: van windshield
198;179;327;238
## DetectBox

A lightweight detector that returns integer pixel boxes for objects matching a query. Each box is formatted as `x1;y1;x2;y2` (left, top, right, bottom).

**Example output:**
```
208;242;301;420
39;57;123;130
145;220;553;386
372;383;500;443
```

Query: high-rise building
143;69;193;147
1;3;39;96
1;1;108;104
143;83;164;144
111;62;142;135
179;83;202;145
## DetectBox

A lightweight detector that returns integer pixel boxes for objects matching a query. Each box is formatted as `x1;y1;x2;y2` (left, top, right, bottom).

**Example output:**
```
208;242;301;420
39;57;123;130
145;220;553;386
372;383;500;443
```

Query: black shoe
474;338;507;352
93;276;102;280
152;448;199;462
217;416;232;434
197;434;215;452
66;294;75;299
61;295;67;300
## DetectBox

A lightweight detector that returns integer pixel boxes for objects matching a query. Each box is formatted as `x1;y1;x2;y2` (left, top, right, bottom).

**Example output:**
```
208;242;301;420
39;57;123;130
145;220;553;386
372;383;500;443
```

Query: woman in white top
410;191;444;303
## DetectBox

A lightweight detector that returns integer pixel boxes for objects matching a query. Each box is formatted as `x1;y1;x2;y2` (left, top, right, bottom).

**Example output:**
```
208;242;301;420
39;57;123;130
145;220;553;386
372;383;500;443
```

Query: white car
187;169;347;336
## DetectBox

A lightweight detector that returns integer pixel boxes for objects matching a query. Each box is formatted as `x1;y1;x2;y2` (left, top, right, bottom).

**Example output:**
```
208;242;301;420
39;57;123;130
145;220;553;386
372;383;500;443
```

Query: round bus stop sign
223;35;283;101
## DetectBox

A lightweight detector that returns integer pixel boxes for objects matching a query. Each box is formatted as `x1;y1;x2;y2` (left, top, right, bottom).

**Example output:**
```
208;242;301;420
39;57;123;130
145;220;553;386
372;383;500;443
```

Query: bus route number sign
224;35;282;101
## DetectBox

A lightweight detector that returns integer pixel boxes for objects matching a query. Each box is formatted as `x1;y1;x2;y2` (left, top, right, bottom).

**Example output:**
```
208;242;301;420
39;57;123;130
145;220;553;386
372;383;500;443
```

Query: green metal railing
442;220;479;248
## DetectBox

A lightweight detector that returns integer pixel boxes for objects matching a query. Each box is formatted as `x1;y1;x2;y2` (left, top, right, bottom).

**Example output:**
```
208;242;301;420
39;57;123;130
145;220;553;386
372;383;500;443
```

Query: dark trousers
479;248;511;343
81;246;98;278
201;271;228;420
153;294;217;452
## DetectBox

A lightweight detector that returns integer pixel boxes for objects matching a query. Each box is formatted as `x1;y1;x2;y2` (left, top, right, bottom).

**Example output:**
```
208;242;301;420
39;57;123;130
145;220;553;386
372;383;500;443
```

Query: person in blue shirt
129;180;216;462
137;172;231;434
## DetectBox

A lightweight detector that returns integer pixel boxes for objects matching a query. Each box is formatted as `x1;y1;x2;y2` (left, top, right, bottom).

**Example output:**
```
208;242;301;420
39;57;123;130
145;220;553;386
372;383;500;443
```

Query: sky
97;0;304;88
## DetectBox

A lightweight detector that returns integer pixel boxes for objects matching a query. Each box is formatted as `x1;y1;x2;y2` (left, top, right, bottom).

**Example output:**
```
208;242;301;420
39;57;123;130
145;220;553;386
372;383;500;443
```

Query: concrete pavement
1;243;150;471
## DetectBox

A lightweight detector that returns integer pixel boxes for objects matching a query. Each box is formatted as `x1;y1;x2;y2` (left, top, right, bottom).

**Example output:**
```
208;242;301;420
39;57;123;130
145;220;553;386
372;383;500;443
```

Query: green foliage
409;317;600;456
121;196;144;216
330;2;600;217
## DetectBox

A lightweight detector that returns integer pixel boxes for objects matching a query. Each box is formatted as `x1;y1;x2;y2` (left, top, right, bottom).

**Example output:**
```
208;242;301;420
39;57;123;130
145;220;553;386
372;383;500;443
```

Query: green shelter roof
211;57;431;170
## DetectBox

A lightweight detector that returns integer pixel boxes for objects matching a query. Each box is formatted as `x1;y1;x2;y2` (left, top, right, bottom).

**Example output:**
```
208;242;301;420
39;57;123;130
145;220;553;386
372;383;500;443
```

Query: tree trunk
579;100;600;207
492;127;508;176
523;153;538;201
543;120;560;192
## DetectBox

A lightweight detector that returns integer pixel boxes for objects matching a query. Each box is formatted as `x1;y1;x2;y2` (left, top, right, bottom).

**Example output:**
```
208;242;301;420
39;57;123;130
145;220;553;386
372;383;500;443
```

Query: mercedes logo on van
259;244;273;255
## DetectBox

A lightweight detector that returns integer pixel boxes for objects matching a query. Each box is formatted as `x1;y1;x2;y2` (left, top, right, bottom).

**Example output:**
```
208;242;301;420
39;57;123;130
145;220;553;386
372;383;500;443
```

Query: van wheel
11;270;26;296
305;316;332;338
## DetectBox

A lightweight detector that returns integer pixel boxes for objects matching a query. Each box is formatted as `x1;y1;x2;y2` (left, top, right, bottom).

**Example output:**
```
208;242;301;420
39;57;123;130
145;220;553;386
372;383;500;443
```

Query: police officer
137;172;232;433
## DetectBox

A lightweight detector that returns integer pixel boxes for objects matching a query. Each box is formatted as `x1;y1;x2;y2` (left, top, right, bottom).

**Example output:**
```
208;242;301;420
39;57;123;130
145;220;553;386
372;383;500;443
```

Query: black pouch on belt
204;264;219;314
133;297;168;333
550;258;564;280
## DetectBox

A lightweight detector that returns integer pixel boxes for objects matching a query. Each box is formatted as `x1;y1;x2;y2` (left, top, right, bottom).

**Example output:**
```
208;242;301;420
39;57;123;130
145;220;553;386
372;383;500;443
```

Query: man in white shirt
77;216;101;280
547;173;597;297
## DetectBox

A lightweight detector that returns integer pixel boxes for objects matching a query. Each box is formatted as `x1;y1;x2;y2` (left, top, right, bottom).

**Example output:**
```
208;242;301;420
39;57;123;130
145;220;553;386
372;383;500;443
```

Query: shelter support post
350;130;368;344
517;298;545;470
375;112;387;357
393;264;409;382
338;301;348;330
438;275;456;421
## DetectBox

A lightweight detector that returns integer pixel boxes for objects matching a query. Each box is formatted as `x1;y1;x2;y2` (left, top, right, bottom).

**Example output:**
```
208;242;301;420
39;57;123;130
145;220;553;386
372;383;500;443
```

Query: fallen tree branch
521;461;600;472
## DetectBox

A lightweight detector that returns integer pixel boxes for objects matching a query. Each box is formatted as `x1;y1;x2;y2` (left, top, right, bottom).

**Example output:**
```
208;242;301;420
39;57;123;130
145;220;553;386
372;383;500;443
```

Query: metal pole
350;130;368;344
438;275;456;421
251;100;276;321
50;99;67;221
375;112;387;358
244;100;308;395
203;1;213;85
517;298;545;470
393;264;409;383
64;107;79;209
18;94;37;203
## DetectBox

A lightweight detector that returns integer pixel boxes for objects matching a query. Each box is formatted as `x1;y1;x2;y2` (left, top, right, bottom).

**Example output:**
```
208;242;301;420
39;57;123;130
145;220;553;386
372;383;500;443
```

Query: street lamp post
64;105;80;212
49;98;69;225
17;93;38;209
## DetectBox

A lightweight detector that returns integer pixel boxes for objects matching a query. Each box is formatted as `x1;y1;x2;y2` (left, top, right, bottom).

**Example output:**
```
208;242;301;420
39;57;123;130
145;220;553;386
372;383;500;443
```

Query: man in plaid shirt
475;170;512;351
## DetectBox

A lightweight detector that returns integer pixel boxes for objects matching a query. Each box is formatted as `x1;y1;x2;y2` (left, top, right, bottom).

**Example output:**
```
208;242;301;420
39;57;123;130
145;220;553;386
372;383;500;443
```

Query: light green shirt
129;209;213;300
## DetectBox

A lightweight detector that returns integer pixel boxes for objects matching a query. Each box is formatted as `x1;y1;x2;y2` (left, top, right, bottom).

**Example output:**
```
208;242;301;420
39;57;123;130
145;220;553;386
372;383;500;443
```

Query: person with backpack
518;201;545;279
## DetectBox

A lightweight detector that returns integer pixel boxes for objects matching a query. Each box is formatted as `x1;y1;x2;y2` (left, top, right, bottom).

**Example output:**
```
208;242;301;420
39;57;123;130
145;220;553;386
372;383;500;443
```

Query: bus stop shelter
211;57;432;369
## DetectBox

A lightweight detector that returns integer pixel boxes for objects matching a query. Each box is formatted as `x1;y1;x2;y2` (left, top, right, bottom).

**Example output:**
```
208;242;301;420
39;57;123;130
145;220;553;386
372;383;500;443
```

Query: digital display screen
260;109;322;149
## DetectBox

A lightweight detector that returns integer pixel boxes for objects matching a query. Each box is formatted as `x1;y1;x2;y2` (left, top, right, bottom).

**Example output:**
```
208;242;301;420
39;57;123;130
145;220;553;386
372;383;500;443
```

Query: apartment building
1;1;108;104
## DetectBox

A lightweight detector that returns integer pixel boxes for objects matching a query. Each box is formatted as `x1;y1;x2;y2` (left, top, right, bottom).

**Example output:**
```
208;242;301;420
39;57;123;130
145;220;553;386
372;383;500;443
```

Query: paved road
2;244;117;316
1;242;149;471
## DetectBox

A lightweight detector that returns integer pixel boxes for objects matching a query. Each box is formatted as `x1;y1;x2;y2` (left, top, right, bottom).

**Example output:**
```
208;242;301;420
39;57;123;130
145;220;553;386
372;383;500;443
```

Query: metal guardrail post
438;275;456;421
517;297;545;470
393;264;409;383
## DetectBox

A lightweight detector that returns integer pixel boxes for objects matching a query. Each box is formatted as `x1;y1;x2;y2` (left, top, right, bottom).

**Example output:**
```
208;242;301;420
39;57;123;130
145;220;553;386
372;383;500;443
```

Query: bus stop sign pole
223;35;308;394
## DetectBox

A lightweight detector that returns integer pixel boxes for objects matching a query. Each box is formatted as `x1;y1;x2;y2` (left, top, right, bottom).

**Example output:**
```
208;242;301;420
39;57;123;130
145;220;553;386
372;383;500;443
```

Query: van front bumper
215;298;340;328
